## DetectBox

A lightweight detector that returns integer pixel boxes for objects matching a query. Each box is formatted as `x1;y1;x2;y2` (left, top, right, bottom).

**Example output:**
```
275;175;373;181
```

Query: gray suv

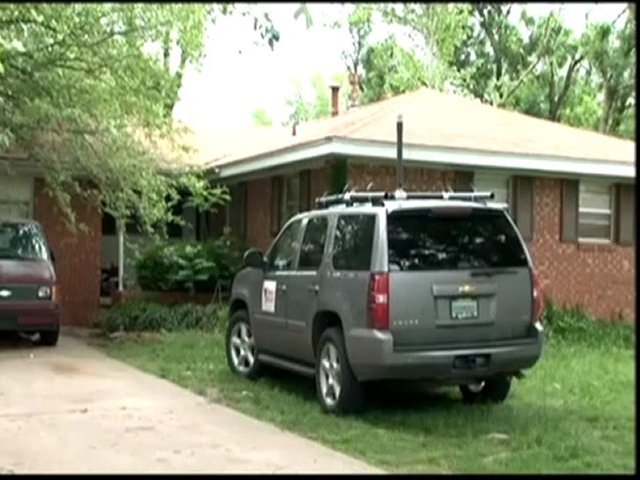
225;190;544;414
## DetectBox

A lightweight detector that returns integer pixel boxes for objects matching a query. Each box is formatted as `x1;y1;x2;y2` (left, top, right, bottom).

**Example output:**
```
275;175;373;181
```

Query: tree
580;11;635;137
284;74;332;126
0;3;280;234
252;108;273;127
340;4;374;105
360;37;427;104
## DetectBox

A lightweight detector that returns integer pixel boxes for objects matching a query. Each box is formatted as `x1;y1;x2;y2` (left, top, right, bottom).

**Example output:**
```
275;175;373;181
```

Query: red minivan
0;220;60;346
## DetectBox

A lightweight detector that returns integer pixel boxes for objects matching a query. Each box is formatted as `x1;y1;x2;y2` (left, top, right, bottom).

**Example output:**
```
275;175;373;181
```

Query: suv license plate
451;298;478;320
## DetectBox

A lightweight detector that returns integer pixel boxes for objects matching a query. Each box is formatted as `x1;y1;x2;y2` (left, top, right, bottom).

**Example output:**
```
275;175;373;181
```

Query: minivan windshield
387;208;528;271
0;221;50;261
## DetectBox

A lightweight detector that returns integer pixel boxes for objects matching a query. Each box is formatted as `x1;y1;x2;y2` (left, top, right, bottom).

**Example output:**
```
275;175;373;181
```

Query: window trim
577;181;613;244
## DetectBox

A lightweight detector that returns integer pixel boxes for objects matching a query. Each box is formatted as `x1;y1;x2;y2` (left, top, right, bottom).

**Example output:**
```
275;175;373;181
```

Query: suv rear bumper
345;327;544;383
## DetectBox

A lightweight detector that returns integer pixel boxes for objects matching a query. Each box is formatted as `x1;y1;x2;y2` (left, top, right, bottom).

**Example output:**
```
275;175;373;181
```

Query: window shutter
615;184;635;246
270;176;282;236
299;170;311;212
453;170;474;191
561;179;579;243
230;183;247;240
512;177;534;241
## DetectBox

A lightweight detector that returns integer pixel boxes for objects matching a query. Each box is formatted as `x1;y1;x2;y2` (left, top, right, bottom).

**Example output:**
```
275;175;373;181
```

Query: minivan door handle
307;284;320;293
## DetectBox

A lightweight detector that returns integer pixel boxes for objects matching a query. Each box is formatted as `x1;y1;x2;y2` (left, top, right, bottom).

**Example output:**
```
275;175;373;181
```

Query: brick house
1;87;634;326
0;156;205;327
201;87;636;321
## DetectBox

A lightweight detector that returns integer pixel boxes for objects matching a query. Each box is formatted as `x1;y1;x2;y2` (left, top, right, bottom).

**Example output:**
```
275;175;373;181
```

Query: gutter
210;136;636;182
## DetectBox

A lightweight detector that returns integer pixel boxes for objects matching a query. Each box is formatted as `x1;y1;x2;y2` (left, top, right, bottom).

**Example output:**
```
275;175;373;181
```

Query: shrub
542;301;635;349
100;300;228;333
134;234;244;293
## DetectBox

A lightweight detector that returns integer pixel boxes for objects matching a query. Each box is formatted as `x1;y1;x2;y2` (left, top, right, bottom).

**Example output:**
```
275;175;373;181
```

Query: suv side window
267;219;303;271
298;216;328;271
332;214;376;271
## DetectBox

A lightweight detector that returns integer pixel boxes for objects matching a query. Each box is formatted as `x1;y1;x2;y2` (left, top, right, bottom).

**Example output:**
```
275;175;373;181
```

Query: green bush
134;235;244;293
100;300;228;333
542;301;635;349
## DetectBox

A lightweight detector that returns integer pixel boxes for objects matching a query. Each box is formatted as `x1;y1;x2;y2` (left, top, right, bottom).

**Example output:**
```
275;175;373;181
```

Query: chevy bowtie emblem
0;289;12;298
458;284;475;294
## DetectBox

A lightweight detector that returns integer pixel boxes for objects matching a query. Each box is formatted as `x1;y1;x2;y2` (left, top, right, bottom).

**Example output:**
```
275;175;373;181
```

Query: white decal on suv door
261;280;277;313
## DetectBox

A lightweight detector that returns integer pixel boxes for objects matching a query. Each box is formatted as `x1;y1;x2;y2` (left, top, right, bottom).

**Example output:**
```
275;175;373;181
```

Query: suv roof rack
314;190;495;209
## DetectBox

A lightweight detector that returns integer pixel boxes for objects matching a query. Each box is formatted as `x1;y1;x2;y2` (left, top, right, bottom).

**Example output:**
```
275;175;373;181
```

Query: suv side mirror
243;248;265;270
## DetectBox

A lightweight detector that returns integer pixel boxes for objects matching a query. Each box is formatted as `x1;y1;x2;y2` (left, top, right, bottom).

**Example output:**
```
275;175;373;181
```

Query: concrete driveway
0;334;381;474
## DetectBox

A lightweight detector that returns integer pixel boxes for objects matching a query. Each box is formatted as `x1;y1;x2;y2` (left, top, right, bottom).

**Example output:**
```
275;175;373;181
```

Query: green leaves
360;37;427;104
0;3;279;233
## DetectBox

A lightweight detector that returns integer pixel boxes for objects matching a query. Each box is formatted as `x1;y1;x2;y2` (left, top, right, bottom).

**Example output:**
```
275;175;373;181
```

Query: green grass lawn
99;327;635;474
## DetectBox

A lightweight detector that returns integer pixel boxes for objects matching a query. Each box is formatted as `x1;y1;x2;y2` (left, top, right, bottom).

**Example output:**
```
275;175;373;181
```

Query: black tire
315;327;365;415
38;328;59;347
225;310;261;380
460;376;512;404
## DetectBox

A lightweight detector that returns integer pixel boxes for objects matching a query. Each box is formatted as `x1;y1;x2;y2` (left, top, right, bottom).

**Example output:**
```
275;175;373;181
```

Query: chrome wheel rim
467;381;485;393
319;342;342;407
229;321;256;373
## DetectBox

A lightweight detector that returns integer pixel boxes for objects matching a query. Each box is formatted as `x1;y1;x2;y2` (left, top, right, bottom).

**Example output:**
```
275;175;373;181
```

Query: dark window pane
332;215;375;271
0;221;50;261
387;208;527;271
298;216;328;270
267;219;302;271
102;212;116;235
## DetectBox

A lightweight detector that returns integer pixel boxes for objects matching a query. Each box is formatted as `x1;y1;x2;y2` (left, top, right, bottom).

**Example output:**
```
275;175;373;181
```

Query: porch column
117;219;124;291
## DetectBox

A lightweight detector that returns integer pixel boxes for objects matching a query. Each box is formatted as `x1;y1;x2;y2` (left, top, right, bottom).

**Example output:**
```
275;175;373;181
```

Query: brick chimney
330;85;340;117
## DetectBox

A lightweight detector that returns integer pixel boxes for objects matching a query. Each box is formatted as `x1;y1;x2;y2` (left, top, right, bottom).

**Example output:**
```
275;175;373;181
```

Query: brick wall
243;165;332;253
349;162;456;190
347;162;635;321
528;178;635;321
245;177;272;252
33;179;101;326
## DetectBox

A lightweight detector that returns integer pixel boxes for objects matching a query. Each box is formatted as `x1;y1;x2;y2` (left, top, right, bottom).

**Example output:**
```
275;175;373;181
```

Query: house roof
178;87;635;180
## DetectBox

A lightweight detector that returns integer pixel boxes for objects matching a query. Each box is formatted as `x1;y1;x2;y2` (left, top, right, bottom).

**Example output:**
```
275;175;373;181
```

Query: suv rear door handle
307;284;319;293
277;284;287;292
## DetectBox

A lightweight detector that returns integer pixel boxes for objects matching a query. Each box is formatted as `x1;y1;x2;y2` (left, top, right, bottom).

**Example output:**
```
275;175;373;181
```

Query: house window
473;171;510;206
281;174;300;225
578;181;613;242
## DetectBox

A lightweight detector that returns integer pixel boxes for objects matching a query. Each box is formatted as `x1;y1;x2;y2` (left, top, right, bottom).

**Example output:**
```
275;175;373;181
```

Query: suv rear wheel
459;376;512;404
315;327;364;415
226;310;261;380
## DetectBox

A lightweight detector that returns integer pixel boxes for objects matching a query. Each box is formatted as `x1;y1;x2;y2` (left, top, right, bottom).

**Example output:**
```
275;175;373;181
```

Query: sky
172;2;629;131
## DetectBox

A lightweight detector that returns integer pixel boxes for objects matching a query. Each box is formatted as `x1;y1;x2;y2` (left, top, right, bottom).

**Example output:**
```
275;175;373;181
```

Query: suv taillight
368;273;389;330
532;272;543;323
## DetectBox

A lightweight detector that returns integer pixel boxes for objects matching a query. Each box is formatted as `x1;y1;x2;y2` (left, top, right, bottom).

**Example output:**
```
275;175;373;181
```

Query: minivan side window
266;219;303;271
298;216;328;270
332;214;376;271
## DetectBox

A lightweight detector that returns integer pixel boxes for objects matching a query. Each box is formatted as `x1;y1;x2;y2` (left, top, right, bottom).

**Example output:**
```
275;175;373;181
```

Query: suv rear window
387;208;528;271
332;214;375;271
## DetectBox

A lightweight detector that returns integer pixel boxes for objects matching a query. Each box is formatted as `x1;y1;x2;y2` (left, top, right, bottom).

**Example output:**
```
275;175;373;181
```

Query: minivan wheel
225;310;261;380
460;376;512;404
38;328;59;347
315;327;364;415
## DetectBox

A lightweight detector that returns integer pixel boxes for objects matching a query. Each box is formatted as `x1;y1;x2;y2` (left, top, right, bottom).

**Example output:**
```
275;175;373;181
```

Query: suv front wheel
315;327;365;415
225;310;261;380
